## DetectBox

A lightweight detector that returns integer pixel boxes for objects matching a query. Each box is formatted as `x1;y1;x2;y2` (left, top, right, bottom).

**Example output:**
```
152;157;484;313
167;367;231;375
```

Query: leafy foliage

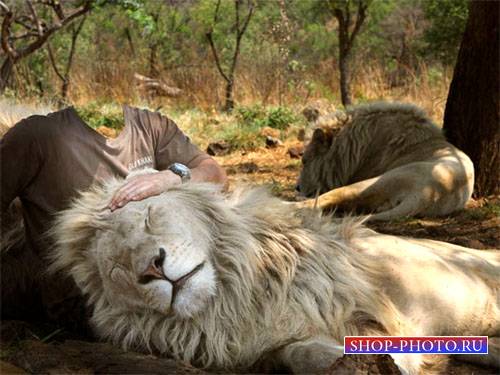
423;0;469;64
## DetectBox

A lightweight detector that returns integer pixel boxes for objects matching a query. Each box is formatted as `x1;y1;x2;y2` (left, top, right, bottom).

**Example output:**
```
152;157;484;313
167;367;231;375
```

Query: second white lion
296;102;474;221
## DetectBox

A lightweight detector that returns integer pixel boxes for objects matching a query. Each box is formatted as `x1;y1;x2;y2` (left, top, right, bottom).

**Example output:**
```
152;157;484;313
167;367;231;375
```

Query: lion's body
51;179;499;374
297;102;475;221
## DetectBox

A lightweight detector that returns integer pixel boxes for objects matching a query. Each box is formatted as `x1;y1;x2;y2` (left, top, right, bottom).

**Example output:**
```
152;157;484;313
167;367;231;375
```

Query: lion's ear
312;128;326;144
323;128;338;145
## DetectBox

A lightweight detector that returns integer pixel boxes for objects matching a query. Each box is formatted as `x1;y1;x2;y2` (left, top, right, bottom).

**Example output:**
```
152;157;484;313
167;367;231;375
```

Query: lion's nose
138;248;167;284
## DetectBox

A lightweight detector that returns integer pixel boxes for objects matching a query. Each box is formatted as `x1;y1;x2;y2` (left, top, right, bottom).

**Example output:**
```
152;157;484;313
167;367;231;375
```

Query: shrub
236;105;300;130
75;102;124;129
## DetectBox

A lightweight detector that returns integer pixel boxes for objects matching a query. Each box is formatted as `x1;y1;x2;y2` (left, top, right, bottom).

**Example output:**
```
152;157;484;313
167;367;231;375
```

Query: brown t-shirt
1;105;209;257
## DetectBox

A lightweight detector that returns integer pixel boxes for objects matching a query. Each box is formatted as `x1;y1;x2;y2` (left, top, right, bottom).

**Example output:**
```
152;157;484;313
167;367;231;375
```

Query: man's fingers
108;173;174;211
110;183;158;211
109;181;144;209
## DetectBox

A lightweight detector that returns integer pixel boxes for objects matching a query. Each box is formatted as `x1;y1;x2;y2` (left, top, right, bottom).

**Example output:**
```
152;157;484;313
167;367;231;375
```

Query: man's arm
108;158;227;211
191;157;228;185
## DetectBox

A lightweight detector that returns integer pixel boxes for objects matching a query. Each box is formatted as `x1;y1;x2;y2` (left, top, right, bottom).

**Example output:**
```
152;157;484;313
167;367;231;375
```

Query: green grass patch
463;203;500;221
236;105;301;130
74;101;124;130
170;105;303;152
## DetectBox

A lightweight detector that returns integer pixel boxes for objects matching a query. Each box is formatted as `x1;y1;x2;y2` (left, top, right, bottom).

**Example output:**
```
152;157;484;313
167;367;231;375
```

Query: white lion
296;102;475;221
50;178;499;374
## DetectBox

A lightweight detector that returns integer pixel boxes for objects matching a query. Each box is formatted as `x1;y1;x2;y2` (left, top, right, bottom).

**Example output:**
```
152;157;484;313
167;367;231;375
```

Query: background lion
50;177;499;374
296;102;475;221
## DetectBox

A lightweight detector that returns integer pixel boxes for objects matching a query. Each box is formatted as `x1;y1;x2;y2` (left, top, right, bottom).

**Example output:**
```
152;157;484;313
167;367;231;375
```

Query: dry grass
352;62;452;123
16;58;452;124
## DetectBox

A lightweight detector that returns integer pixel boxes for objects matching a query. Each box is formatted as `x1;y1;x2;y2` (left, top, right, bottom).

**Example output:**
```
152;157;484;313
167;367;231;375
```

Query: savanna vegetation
2;0;467;114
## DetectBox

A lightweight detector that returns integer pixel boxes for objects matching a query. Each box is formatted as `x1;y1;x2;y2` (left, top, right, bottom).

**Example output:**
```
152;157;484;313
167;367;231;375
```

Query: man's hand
109;170;181;211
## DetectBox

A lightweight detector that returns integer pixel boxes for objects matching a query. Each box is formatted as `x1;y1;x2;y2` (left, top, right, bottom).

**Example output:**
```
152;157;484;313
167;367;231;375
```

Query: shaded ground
214;141;304;200
2;140;499;374
0;321;203;375
369;203;500;250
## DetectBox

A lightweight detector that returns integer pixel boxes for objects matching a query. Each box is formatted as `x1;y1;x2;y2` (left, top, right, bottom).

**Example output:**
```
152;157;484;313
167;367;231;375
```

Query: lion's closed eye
145;206;154;233
145;205;164;234
110;264;130;284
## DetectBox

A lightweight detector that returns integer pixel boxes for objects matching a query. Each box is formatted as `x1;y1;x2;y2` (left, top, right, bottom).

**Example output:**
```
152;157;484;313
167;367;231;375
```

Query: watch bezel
168;163;191;183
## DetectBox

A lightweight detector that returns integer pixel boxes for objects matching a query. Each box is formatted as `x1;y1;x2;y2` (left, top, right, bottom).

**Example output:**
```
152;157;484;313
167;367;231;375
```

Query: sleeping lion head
50;183;220;319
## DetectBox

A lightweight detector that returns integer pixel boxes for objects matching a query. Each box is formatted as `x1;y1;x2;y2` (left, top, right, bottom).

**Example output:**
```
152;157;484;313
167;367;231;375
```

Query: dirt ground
1;141;499;374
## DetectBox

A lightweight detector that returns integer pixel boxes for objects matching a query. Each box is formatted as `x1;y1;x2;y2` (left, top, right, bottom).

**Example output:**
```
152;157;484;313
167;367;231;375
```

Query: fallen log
134;73;182;97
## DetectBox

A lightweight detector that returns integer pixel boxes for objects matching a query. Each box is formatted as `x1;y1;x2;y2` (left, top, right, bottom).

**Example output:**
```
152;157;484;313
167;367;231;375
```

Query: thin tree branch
213;0;221;24
348;0;368;46
206;31;230;83
11;31;39;40
47;42;65;82
239;0;253;36
235;0;240;33
50;1;66;21
333;7;348;53
344;0;351;35
17;0;93;60
25;0;44;36
0;1;9;14
206;0;230;83
230;0;253;76
1;8;17;60
65;14;86;77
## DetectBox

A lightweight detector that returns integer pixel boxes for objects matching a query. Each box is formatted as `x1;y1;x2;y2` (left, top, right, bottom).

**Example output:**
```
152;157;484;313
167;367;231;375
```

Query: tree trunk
338;48;352;107
224;79;235;112
61;79;69;99
443;1;499;197
0;58;15;93
148;43;158;78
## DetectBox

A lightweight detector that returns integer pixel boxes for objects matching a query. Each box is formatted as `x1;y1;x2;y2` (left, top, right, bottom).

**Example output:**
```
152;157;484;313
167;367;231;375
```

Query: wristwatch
167;163;191;183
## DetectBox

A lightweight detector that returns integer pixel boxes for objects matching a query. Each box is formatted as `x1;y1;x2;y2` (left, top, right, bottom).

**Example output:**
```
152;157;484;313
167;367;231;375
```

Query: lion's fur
50;179;499;373
298;102;475;221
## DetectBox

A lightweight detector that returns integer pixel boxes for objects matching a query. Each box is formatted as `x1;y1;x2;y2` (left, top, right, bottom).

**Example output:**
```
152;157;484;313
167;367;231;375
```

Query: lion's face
297;128;336;197
92;194;217;318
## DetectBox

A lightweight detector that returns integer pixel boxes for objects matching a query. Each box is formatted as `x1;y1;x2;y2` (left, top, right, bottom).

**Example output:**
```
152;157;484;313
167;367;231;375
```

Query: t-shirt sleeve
1;119;42;212
134;108;209;170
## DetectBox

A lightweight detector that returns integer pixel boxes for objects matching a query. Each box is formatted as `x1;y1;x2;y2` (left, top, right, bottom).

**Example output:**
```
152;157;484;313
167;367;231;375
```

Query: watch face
170;163;191;182
173;163;188;174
